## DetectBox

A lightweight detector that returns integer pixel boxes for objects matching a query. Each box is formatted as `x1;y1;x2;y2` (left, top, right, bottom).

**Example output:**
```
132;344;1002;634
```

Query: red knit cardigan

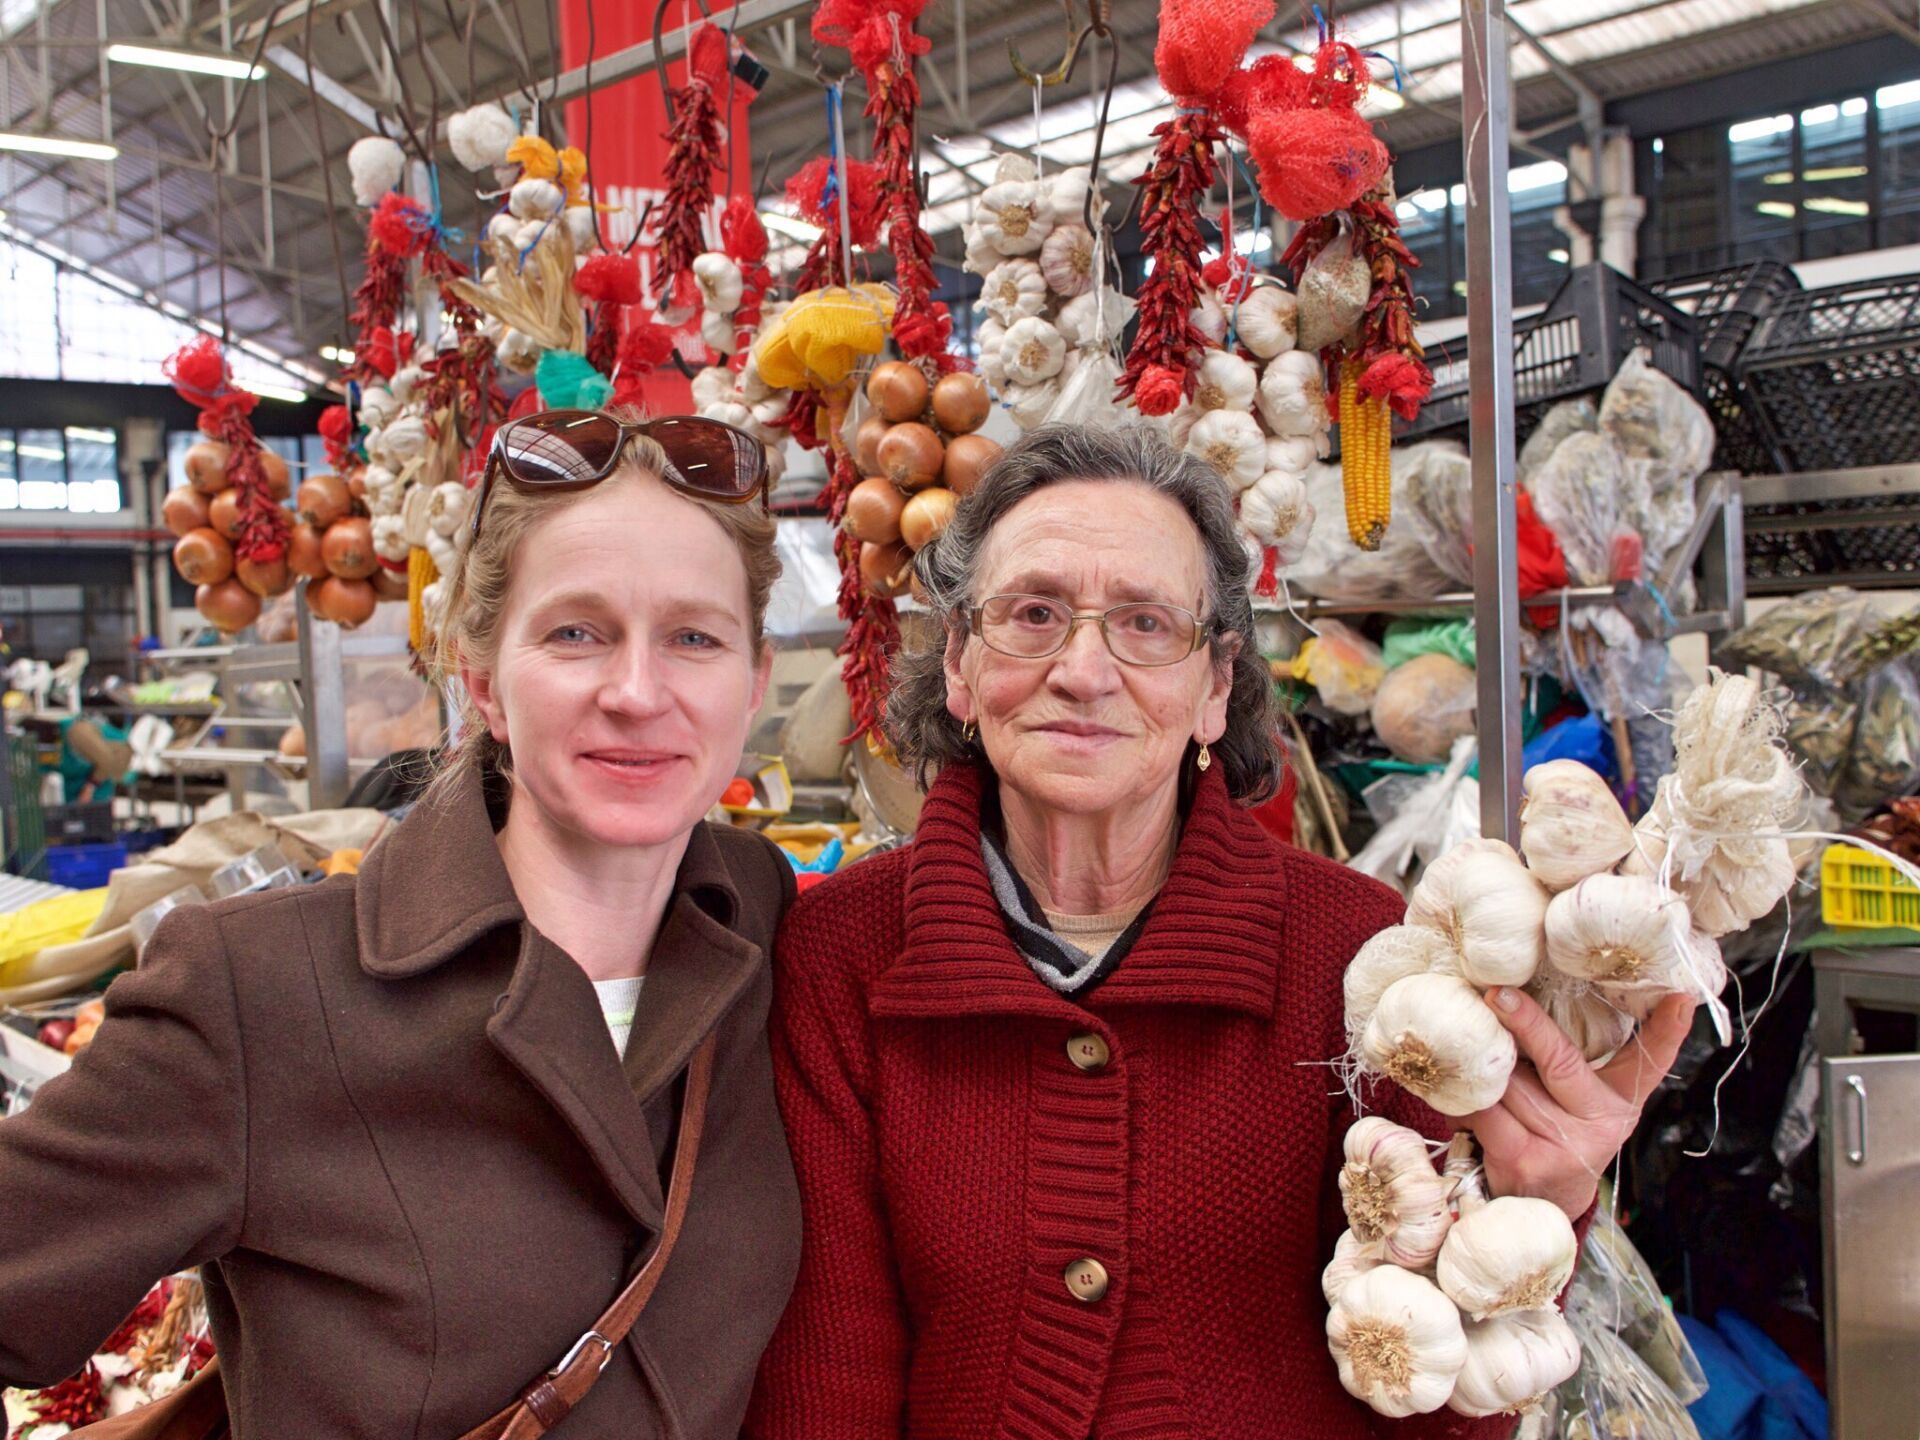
745;762;1517;1440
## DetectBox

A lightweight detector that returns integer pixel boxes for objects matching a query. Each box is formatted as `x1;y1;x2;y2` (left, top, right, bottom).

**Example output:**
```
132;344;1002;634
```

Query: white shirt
591;975;646;1057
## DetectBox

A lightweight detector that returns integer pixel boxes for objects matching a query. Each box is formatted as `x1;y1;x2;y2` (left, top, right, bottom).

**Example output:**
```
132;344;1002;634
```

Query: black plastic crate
1739;275;1920;471
43;801;116;845
1648;260;1801;371
1745;495;1920;588
1404;262;1701;443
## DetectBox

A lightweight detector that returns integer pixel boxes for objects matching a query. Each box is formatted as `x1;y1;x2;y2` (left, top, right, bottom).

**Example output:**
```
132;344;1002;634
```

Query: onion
162;486;213;537
236;553;292;598
900;487;958;551
932;372;991;435
878;422;944;491
173;527;234;585
297;472;352;529
844;477;907;544
371;564;410;601
855;416;891;476
346;470;368;500
185;440;231;494
942;432;1002;497
196;577;261;632
308;575;378;628
287;523;329;579
867;361;929;423
859;539;915;598
321;516;377;579
259;448;292;500
279;724;306;758
208;487;245;540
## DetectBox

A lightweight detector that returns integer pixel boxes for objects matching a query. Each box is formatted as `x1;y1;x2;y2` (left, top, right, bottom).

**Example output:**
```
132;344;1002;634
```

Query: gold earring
1196;741;1211;772
962;720;977;744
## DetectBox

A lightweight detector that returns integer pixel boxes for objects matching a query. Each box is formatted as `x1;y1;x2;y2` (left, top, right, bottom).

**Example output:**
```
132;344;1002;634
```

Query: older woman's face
945;479;1235;817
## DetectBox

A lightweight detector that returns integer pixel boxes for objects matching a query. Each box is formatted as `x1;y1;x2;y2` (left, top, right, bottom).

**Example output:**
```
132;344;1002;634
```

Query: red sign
558;0;755;410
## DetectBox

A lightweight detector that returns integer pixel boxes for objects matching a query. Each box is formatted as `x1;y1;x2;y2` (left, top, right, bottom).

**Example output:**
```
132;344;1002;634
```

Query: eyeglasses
969;593;1213;667
470;410;770;543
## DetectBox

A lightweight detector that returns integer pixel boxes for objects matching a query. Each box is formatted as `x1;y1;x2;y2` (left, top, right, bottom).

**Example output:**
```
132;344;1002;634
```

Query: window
1394;165;1571;322
0;428;121;514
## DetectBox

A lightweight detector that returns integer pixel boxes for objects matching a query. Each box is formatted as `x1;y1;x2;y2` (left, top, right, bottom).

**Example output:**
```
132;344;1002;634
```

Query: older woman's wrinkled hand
1465;986;1697;1221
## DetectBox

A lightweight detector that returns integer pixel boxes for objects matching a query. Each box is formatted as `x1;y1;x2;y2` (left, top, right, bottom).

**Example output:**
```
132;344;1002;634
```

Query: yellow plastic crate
1821;844;1920;930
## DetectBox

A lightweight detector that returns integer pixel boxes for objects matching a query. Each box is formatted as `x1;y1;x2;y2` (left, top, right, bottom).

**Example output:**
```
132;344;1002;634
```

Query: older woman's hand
1466;987;1697;1221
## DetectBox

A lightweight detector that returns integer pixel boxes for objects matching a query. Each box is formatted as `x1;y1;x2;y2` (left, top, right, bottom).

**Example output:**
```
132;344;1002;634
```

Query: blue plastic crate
44;841;128;890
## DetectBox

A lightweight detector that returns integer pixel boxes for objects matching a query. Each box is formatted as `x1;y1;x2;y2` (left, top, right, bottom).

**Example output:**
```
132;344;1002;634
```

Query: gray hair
886;422;1282;804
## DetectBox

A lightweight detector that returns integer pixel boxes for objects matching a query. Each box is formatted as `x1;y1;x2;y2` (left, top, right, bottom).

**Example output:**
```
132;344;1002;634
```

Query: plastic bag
1381;617;1475;671
1550;1320;1703;1440
1720;588;1885;688
1289;619;1385;716
1372;652;1478;763
1600;352;1713;570
1516;396;1598;491
1295;220;1370;353
1565;1211;1709;1405
1397;440;1475;587
1348;735;1478;887
1282;461;1459;602
1046;347;1126;427
1835;657;1920;819
1526;430;1648;587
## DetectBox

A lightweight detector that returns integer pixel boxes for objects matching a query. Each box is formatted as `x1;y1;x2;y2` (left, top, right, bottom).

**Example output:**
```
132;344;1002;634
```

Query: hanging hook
1078;6;1120;234
1008;0;1089;88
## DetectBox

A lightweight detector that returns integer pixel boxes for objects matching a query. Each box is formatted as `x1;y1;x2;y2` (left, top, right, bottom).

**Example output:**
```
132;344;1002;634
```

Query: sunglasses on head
470;410;771;543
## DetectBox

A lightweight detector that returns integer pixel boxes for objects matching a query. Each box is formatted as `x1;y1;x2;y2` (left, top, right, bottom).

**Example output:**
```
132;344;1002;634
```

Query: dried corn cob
1340;360;1392;551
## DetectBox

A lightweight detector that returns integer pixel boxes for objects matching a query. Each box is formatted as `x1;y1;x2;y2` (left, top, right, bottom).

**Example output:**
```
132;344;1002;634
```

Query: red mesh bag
1359;352;1433;423
1307;40;1373;110
1154;0;1275;103
720;195;769;263
813;0;930;53
1248;106;1389;221
1216;53;1310;138
574;252;643;305
619;320;678;372
368;192;431;258
784;156;884;247
688;23;731;90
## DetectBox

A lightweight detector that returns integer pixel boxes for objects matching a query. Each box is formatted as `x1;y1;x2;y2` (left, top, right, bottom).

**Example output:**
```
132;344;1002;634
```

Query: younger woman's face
465;471;770;851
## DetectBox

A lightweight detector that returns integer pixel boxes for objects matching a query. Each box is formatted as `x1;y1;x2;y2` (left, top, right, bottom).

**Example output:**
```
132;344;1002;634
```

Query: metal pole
295;581;351;810
1460;0;1523;843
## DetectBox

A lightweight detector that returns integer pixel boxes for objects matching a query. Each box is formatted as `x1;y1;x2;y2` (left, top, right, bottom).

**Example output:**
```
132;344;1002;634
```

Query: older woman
747;425;1694;1439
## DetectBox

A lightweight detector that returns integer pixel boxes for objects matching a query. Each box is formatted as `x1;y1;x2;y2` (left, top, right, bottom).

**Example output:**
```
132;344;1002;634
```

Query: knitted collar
868;762;1291;1021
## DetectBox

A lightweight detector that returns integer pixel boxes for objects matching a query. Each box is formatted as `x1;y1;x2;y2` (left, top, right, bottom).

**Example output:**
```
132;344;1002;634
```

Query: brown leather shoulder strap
461;1031;720;1440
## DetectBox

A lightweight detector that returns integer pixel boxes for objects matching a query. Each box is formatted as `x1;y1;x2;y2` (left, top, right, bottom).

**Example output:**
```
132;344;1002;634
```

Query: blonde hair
429;408;780;785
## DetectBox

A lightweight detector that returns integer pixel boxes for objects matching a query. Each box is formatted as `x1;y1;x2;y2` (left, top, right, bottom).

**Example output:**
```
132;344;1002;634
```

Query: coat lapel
868;763;1289;1022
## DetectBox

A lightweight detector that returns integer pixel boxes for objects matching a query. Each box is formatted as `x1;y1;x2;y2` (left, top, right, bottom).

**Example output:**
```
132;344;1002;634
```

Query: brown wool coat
0;765;802;1439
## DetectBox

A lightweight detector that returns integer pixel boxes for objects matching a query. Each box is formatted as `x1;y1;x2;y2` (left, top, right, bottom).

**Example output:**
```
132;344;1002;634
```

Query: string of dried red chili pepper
1117;110;1224;415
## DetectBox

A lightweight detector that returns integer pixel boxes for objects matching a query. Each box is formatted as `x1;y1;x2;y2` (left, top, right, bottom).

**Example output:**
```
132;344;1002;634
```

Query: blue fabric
1680;1314;1766;1440
1715;1311;1828;1440
1521;711;1618;781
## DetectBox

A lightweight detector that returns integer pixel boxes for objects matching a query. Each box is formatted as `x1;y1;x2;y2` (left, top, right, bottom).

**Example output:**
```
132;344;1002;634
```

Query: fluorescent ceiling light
0;131;119;161
17;444;66;461
1548;248;1571;264
1361;87;1405;116
251;383;310;404
106;44;264;81
64;426;115;443
1756;201;1797;219
1729;114;1792;144
319;344;355;364
761;211;823;243
1805;197;1870;216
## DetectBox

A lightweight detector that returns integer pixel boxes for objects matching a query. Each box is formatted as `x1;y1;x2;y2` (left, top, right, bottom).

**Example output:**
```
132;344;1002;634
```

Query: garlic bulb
426;481;470;537
347;135;405;206
1190;289;1228;346
976;180;1053;255
1544;874;1692;990
449;103;518;173
976;319;1009;389
1002;378;1060;428
388;365;424;407
1044;166;1101;227
1359;973;1518;1117
1000;316;1067;385
1519;760;1634;890
1322;1229;1388;1307
358;386;399;430
375;414;429;463
1339;1118;1455;1267
565;206;599;255
1344;925;1465;1044
1326;1266;1468;1417
978;259;1049;326
690;366;735;411
963;224;1003;278
1266;434;1319;475
994;152;1038;185
400;481;433;548
1157;400;1199;453
1408;848;1549;989
509;177;565;220
699;309;736;356
1407;839;1518;928
1257;350;1329;443
1241;469;1313;539
1057;288;1136;349
693;252;744;314
1446;1309;1583;1417
1528;969;1637;1062
485;211;520;247
1185;410;1267;489
1039;223;1097;298
702;399;753;431
1237;286;1299;359
1193;350;1258;414
737;354;772;405
1620;782;1799;938
497;328;541;373
1436;1196;1578;1319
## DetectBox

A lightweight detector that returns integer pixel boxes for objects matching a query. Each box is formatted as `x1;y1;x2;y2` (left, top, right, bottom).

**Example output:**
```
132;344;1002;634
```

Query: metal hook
1008;0;1086;88
1079;13;1120;235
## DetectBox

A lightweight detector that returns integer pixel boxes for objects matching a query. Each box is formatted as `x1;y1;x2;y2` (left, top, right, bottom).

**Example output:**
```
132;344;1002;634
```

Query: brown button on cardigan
0;764;802;1439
